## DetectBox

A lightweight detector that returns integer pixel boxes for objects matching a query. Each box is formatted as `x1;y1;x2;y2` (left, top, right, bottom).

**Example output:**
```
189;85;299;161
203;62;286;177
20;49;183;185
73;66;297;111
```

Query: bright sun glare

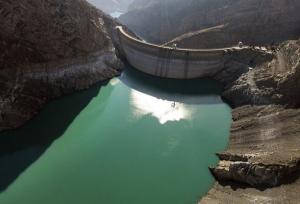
130;89;191;124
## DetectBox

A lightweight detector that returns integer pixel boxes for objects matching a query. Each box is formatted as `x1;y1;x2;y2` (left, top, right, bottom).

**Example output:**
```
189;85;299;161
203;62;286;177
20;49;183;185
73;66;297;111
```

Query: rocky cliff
200;38;300;203
215;39;300;107
120;0;300;48
0;0;123;131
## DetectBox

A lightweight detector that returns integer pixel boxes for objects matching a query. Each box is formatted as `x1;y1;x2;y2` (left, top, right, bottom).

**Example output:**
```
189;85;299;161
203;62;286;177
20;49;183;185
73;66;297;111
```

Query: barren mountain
0;0;122;131
120;0;300;47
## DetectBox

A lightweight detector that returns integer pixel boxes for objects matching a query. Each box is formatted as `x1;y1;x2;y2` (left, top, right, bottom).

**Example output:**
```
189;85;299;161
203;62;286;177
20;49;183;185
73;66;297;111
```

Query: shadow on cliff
0;81;106;192
217;168;300;191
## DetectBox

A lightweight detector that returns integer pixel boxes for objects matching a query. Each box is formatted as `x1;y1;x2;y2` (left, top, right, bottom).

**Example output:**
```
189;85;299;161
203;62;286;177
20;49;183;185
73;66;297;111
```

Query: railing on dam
113;26;271;79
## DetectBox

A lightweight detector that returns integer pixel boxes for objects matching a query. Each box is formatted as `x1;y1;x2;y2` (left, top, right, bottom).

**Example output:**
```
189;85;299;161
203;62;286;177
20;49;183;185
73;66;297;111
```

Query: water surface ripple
0;68;231;204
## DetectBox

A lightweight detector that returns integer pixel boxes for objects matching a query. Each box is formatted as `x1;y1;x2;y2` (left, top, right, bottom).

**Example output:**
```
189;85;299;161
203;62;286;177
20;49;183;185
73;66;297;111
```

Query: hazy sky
87;0;134;13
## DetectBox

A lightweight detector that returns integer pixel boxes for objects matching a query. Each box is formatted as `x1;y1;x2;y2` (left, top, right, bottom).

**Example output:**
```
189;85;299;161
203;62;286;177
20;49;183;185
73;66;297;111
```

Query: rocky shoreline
1;0;300;203
200;39;300;203
0;50;122;132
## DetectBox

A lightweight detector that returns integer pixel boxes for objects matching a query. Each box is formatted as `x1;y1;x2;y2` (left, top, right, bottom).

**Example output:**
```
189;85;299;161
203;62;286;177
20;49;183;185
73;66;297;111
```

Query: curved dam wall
114;26;267;79
114;26;227;79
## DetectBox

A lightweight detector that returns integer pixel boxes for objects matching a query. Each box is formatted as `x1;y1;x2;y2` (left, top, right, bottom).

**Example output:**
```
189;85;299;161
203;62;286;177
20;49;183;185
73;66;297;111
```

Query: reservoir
0;67;231;204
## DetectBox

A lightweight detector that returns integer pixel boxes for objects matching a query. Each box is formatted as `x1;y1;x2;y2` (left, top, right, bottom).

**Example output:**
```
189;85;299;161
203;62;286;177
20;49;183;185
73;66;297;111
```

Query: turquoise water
0;68;231;204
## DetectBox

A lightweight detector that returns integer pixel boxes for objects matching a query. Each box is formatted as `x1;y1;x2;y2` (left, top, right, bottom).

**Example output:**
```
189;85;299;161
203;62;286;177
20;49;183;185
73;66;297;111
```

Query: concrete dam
113;26;269;79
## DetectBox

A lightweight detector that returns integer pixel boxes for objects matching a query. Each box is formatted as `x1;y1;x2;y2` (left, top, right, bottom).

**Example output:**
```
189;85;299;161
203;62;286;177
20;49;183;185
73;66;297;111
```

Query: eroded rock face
221;39;300;107
0;0;116;68
215;47;275;89
0;0;123;131
120;0;300;47
212;105;300;187
200;39;300;203
200;105;300;203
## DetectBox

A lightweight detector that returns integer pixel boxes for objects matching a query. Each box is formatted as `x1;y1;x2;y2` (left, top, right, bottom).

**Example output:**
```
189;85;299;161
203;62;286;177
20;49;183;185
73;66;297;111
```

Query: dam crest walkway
114;26;271;79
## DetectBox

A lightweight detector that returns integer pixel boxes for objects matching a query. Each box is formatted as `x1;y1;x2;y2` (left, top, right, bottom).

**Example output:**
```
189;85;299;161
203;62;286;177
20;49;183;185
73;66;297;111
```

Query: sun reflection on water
130;89;192;124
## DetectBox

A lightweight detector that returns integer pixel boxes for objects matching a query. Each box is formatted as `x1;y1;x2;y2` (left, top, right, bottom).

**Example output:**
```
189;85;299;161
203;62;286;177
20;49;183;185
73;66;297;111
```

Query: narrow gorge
1;0;300;204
